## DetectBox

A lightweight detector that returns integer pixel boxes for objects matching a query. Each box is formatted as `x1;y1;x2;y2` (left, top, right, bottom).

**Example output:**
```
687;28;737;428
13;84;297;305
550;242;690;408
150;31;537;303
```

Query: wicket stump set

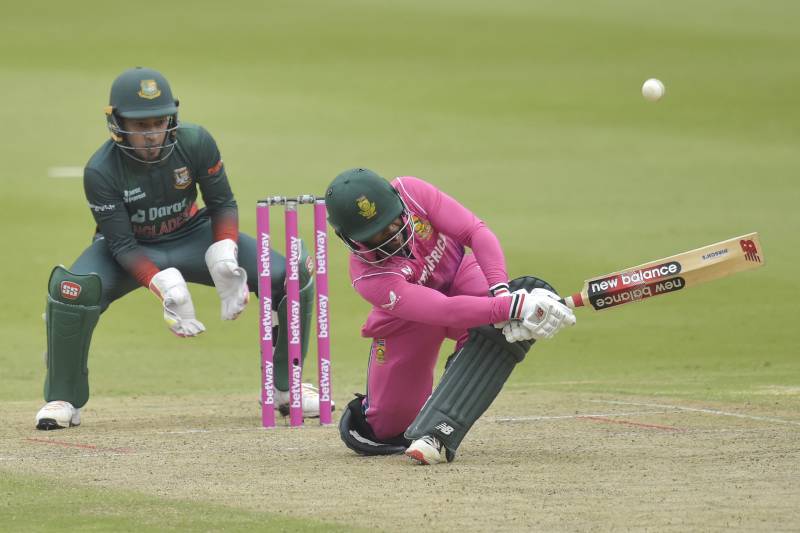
256;195;332;428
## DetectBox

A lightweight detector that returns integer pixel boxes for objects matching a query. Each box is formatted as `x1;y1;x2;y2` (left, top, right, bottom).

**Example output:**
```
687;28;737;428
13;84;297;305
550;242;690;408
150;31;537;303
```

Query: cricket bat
562;232;764;311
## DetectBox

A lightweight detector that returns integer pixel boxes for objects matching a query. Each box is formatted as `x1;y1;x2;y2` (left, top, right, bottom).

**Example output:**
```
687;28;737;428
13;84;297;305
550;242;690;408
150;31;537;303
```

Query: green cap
108;67;178;119
326;168;404;242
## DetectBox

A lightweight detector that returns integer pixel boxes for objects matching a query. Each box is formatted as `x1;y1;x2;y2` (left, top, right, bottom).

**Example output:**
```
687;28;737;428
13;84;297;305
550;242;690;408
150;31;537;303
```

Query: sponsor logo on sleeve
88;202;115;212
380;290;400;310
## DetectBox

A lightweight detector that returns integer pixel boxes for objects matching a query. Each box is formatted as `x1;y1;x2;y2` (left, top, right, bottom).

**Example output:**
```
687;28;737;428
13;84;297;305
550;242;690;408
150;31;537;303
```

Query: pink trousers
361;255;490;440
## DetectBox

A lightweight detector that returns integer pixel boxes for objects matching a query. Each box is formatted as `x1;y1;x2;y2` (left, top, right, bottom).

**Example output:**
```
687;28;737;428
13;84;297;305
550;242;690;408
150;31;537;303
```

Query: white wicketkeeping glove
505;288;576;342
149;268;206;337
205;239;249;320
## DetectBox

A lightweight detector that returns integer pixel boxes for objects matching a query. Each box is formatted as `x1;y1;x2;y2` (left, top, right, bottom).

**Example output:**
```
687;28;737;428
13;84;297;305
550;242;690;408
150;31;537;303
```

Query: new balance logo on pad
435;422;454;435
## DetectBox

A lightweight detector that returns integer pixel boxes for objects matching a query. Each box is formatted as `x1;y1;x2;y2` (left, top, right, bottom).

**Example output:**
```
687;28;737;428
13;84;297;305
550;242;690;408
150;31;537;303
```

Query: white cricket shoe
405;435;448;465
274;382;335;418
35;401;81;430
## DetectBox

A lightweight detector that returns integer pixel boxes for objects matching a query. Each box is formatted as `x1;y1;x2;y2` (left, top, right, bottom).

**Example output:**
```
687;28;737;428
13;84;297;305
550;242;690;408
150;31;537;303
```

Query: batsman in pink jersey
327;168;576;465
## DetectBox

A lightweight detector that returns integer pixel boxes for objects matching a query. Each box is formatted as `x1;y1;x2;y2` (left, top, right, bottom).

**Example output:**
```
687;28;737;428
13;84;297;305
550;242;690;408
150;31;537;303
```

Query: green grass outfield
1;474;358;533
2;1;798;530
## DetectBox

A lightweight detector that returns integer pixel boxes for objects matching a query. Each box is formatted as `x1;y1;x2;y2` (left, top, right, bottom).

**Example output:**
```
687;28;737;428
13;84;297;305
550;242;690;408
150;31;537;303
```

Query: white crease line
47;166;83;178
74;452;133;458
156;426;336;435
156;428;266;434
591;400;800;427
492;410;669;423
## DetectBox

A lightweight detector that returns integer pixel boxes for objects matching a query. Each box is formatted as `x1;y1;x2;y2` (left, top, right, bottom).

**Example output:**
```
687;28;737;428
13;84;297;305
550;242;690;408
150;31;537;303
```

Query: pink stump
284;200;304;426
314;199;332;425
256;201;275;428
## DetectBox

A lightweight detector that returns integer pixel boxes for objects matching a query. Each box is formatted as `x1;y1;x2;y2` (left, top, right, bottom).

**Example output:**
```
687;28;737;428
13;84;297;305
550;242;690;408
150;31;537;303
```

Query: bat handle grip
560;293;583;309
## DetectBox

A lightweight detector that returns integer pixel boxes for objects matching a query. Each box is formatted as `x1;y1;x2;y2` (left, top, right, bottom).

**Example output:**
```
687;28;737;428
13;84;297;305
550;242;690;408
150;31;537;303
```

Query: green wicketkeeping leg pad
43;266;102;408
273;242;315;391
404;276;554;459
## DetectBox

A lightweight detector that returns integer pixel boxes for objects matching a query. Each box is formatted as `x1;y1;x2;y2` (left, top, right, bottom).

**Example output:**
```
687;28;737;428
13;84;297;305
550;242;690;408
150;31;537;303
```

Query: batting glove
500;289;538;342
502;319;532;343
514;288;576;340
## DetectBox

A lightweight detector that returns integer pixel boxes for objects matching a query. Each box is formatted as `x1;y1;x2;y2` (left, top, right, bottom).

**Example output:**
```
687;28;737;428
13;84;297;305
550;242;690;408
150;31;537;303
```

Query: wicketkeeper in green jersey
36;67;329;430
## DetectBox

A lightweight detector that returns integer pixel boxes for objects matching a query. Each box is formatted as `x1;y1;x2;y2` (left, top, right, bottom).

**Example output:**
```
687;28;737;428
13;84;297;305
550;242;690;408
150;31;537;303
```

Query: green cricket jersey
83;122;238;285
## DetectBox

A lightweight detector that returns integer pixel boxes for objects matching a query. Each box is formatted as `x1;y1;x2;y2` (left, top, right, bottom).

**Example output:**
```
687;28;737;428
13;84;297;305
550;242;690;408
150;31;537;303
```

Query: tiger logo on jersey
356;196;377;219
173;167;192;189
412;215;432;240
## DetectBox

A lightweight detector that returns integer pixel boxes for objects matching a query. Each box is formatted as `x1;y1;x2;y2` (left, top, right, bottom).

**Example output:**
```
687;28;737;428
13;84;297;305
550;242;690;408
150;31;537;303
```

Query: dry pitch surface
3;391;798;532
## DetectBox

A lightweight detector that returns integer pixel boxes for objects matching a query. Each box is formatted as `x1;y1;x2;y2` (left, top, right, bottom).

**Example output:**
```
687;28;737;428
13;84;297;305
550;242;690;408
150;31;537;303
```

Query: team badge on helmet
173;167;192;189
356;196;377;219
138;79;161;99
326;168;408;254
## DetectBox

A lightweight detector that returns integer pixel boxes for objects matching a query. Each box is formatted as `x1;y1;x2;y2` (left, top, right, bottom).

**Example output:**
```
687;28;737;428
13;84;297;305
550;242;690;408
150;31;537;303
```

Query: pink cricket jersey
349;176;512;335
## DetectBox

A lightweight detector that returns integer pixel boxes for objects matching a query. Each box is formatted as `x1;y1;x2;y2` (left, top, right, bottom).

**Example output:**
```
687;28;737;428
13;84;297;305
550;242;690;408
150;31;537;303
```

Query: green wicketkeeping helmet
325;168;404;243
104;67;180;162
107;67;178;119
